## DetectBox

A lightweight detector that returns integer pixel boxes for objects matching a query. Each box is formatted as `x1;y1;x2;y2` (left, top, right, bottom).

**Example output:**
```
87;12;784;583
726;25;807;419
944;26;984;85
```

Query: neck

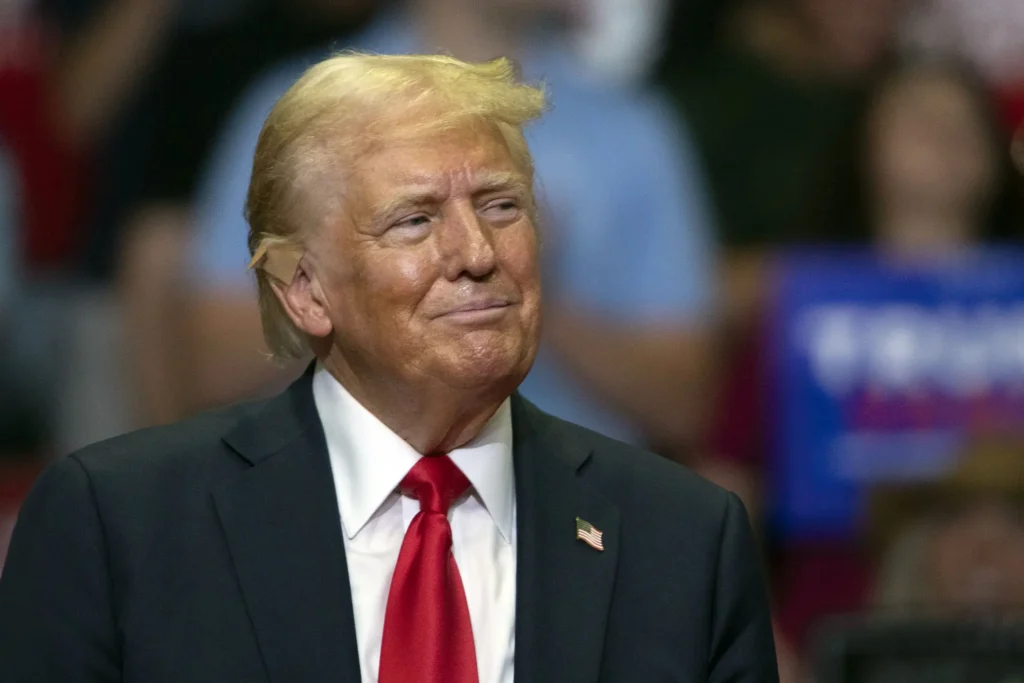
319;347;510;454
874;201;977;261
411;0;524;63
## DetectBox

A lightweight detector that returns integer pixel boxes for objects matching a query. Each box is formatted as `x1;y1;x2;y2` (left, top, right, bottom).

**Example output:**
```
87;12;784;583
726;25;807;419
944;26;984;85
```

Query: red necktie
378;454;479;683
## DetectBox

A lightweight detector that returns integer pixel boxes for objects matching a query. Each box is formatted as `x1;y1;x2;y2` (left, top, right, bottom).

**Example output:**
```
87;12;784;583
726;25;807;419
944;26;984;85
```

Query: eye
480;199;521;222
386;213;434;237
394;214;431;229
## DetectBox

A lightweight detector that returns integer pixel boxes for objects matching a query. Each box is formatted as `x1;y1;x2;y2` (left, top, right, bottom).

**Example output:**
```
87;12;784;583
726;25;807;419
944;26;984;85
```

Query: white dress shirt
312;365;517;683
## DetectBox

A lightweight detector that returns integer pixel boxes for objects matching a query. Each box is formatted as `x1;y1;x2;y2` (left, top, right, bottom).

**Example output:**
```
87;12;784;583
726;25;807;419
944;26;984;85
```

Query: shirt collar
448;398;515;544
312;363;515;543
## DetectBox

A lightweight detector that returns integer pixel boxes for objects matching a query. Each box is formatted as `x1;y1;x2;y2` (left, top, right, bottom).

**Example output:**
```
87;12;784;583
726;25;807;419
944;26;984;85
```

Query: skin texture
273;122;542;454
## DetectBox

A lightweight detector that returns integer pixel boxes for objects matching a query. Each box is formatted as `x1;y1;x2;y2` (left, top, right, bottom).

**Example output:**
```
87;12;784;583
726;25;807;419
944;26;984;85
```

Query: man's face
306;122;542;393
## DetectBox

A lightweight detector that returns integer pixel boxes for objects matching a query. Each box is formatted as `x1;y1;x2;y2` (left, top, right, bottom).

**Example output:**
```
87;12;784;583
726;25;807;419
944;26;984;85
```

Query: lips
435;295;515;322
444;297;511;314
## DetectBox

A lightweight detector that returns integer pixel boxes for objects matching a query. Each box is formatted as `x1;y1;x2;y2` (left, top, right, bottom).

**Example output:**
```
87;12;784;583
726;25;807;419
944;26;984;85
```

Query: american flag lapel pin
575;516;604;552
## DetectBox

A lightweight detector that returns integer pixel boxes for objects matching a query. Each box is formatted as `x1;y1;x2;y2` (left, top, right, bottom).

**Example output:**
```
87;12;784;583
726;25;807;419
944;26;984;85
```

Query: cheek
498;224;541;290
360;251;439;314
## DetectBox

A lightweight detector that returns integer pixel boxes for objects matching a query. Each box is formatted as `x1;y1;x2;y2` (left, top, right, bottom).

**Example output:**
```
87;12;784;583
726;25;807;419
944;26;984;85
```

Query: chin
444;360;528;392
437;339;536;393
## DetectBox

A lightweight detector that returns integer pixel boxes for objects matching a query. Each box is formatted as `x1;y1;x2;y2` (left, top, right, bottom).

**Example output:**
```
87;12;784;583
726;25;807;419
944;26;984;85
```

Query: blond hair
244;52;547;359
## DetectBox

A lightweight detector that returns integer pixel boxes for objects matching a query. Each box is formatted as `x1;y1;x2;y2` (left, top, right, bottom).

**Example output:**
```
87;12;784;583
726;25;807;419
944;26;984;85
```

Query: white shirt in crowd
312;364;517;683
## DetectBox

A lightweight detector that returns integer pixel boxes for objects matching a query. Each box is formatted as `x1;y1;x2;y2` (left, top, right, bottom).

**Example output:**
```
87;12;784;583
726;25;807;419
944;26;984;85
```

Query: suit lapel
213;367;361;683
512;396;620;683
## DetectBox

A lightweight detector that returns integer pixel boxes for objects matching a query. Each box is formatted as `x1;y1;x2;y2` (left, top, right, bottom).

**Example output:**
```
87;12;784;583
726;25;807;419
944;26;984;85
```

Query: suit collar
214;364;362;683
221;362;320;466
218;370;620;683
511;395;620;683
448;398;515;544
310;362;516;543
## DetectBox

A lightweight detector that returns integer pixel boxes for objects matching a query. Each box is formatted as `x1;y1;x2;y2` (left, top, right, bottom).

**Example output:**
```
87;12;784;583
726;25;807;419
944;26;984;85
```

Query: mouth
437;298;514;324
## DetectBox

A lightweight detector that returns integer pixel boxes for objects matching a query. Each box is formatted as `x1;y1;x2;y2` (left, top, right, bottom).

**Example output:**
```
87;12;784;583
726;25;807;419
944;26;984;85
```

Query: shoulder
583;423;728;515
531;405;745;578
523;399;733;525
13;399;270;546
67;399;267;488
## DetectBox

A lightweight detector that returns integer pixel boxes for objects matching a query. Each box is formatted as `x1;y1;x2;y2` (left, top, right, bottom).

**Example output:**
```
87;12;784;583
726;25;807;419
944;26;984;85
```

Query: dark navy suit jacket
0;369;778;682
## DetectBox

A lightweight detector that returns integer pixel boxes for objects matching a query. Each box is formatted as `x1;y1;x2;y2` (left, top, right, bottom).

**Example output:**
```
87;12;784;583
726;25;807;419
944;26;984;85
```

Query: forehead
352;124;525;196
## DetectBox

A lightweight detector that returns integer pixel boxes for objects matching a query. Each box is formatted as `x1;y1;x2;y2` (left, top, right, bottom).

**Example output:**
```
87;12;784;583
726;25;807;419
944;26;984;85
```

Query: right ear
270;257;333;339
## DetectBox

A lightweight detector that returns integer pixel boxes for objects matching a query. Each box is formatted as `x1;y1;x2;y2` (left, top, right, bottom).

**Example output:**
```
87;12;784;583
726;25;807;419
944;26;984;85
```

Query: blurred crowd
1;0;1023;680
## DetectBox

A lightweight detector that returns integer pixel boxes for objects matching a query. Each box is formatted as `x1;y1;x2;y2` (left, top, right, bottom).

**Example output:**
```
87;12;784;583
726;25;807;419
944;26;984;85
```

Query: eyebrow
471;170;530;194
368;190;442;225
368;170;530;223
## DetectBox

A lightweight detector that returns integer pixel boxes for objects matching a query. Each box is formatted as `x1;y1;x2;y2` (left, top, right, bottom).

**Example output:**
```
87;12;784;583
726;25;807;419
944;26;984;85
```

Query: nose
439;200;497;281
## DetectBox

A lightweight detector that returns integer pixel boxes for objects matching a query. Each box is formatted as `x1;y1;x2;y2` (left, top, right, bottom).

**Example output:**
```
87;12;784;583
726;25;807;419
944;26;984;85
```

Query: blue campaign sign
767;248;1024;540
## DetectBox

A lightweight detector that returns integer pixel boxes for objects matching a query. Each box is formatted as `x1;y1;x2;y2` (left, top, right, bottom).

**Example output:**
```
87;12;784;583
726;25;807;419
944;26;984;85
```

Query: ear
269;258;334;339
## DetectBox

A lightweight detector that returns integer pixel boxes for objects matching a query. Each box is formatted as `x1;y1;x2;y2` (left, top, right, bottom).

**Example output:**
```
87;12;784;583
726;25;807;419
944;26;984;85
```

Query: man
179;0;716;451
0;54;777;682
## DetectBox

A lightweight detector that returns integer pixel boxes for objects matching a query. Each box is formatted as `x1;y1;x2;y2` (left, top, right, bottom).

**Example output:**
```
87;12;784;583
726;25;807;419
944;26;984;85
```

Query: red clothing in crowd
0;20;86;269
709;324;872;652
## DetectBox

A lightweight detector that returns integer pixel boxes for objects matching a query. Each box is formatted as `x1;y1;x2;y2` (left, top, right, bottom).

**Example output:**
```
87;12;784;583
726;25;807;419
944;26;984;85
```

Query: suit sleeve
707;492;779;683
0;455;121;681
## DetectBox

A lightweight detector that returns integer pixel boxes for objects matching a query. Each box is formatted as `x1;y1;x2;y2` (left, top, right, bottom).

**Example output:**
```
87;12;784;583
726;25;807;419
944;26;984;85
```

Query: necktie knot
401;454;471;515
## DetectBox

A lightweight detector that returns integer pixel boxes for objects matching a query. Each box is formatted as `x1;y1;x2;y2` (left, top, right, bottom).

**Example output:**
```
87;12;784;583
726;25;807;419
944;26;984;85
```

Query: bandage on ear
248;242;303;284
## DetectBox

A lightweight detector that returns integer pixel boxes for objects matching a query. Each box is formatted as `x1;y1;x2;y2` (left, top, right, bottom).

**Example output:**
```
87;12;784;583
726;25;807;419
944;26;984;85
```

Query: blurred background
1;0;1023;679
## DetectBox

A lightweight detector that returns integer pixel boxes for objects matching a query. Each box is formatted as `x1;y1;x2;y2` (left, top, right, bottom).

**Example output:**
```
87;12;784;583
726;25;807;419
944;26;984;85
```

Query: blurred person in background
0;2;81;460
112;0;378;427
0;0;378;454
37;0;227;276
3;0;86;272
869;435;1024;617
789;51;1023;650
653;0;736;70
6;0;375;554
0;146;44;459
814;65;1023;641
1011;117;1024;173
702;56;1024;532
821;57;1024;255
0;2;68;564
0;147;14;334
173;0;718;454
38;0;376;279
657;0;902;334
571;0;669;85
692;55;1024;677
654;0;905;512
